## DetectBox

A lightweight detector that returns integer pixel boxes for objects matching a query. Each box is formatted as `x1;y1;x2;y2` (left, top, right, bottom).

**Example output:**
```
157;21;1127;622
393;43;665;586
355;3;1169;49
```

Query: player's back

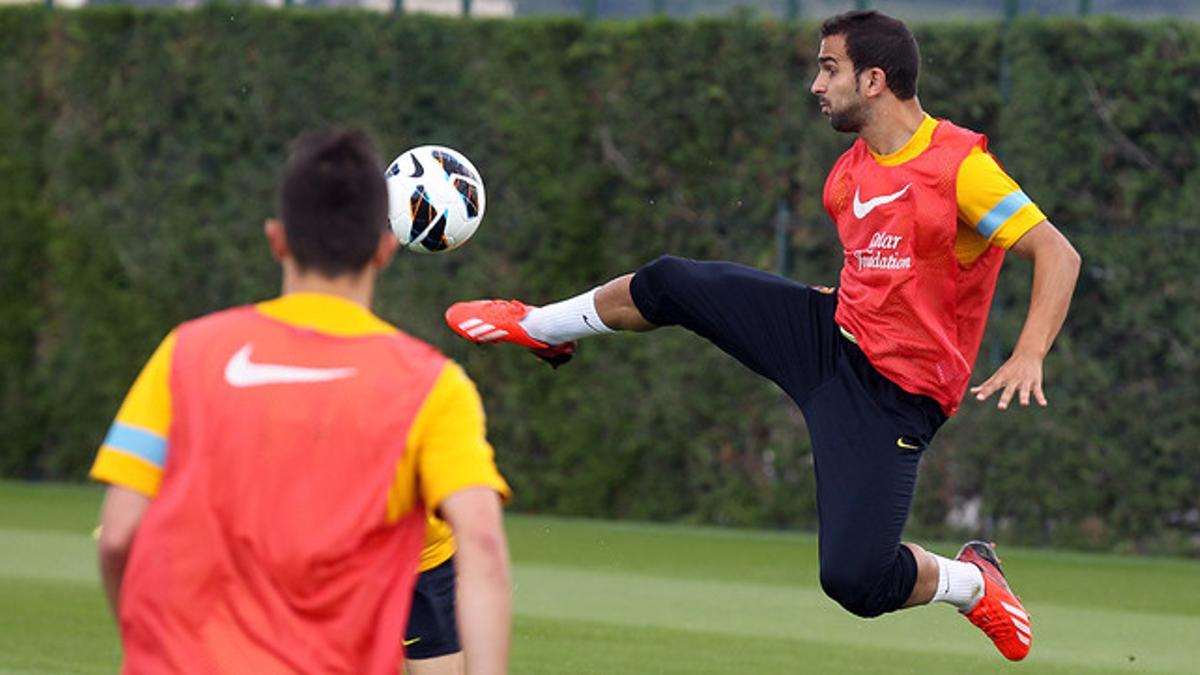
119;301;444;675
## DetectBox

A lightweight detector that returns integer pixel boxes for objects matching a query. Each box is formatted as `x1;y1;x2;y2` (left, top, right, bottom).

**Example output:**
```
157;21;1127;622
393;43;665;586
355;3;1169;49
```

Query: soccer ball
385;145;486;254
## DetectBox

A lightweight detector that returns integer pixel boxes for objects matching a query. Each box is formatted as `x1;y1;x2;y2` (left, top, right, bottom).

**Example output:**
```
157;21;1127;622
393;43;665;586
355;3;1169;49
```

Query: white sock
929;554;985;611
520;287;615;345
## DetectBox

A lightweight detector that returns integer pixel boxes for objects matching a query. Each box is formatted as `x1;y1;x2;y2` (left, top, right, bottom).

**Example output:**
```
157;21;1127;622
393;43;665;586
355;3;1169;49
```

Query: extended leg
518;273;653;342
446;256;838;388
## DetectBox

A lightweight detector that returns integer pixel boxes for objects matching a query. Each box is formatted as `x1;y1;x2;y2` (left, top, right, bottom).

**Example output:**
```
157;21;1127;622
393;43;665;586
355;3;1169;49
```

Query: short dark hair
820;10;920;100
278;128;388;278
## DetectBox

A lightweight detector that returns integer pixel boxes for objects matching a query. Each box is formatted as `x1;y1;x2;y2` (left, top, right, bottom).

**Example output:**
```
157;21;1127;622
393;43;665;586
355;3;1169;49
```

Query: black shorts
631;256;946;617
404;556;459;660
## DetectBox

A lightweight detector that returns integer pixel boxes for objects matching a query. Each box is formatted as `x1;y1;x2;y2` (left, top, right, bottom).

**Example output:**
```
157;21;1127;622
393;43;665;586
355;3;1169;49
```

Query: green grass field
2;481;1197;674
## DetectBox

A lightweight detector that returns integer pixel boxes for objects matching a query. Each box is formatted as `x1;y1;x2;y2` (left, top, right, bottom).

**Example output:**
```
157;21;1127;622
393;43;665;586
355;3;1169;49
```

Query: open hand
970;350;1047;410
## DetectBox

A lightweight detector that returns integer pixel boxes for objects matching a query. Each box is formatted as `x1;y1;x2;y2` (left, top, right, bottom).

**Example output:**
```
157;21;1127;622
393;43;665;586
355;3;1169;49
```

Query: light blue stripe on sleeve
103;423;167;468
977;190;1032;239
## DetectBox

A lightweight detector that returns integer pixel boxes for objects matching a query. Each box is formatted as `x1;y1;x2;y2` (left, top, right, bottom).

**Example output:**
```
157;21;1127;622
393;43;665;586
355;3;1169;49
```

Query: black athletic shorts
630;256;947;616
404;556;459;660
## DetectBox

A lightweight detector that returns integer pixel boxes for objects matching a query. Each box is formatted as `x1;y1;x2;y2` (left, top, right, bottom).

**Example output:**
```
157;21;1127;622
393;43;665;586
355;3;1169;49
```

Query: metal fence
22;0;1200;20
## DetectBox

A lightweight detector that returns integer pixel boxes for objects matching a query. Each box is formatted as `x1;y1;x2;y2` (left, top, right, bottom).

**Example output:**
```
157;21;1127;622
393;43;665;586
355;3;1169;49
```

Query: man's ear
372;229;401;269
860;67;888;98
264;218;289;262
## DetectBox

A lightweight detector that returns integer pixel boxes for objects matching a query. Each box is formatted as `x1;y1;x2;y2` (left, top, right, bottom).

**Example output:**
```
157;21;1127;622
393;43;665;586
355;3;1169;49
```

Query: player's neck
280;264;376;309
858;98;926;156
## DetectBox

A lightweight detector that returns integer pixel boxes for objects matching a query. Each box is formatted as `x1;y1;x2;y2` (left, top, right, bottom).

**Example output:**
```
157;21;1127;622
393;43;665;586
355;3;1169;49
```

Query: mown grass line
1;482;1197;674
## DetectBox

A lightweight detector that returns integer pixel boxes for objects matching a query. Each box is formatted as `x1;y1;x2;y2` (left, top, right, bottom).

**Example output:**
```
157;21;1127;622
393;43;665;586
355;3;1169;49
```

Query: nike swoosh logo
403;637;421;647
224;344;357;388
581;315;606;334
896;436;921;451
852;184;910;219
409;155;424;178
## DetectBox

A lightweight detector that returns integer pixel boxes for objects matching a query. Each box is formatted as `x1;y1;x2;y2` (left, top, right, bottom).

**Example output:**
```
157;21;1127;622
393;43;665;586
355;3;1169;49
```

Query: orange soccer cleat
957;540;1032;661
445;300;576;368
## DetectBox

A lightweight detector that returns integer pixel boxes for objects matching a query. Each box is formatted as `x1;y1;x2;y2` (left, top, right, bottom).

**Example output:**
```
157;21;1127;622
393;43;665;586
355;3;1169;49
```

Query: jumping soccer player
91;128;512;674
444;10;1080;662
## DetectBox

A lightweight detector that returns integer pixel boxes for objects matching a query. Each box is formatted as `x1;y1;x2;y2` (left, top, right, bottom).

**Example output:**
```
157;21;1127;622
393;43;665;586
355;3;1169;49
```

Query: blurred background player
445;10;1080;662
90;128;512;675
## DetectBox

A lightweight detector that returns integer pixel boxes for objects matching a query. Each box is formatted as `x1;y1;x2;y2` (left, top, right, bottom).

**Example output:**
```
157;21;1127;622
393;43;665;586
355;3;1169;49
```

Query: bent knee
819;567;888;618
636;255;691;284
630;255;693;326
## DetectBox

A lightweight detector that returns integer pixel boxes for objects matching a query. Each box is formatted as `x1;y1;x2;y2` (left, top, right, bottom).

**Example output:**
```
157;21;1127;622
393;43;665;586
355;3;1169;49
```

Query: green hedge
1;7;1196;555
0;8;51;478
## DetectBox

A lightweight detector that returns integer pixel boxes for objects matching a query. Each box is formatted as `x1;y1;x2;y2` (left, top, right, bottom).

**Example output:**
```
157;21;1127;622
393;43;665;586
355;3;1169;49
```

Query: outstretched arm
97;485;151;620
440;487;511;675
971;221;1081;409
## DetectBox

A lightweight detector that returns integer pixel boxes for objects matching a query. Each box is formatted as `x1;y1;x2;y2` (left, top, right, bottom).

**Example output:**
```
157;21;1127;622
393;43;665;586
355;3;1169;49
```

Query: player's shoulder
932;117;987;148
167;304;257;344
178;304;258;330
957;147;1005;177
826;138;870;187
382;327;448;364
349;323;454;390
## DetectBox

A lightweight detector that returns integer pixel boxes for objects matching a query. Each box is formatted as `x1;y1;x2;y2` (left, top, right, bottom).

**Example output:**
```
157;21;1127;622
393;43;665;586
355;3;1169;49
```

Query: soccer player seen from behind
445;10;1080;662
91;128;512;675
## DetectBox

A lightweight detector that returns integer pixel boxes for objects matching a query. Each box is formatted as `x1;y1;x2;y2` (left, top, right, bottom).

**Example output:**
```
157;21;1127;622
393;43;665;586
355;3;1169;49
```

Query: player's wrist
1012;337;1049;360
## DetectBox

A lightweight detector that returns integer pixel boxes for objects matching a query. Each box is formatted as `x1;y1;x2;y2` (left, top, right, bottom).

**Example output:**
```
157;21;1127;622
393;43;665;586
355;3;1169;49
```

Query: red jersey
117;305;443;674
824;120;1005;416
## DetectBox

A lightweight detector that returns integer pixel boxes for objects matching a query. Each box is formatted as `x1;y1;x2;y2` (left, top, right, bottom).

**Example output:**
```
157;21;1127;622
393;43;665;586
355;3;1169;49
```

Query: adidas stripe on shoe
445;299;577;367
956;540;1032;661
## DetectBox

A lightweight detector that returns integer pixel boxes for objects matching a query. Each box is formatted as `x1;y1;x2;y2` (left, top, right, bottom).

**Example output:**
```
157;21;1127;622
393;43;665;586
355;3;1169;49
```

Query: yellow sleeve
414;361;510;511
954;149;1047;264
89;331;177;498
387;361;510;571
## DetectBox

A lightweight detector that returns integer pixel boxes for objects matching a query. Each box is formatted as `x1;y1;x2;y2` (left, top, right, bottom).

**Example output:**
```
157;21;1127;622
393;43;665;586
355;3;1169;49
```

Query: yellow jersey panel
255;292;397;337
390;360;511;571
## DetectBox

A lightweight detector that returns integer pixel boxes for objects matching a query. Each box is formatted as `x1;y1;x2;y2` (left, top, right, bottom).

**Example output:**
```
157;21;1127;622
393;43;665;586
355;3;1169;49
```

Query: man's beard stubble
829;99;868;133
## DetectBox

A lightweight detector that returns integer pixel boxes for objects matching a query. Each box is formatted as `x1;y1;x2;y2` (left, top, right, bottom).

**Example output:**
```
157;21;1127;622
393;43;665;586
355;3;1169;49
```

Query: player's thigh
404;557;460;664
630;256;838;394
802;351;943;573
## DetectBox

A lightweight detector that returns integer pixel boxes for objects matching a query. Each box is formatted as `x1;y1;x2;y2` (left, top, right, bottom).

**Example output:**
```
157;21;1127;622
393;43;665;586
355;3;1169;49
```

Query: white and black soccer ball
385;145;486;253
